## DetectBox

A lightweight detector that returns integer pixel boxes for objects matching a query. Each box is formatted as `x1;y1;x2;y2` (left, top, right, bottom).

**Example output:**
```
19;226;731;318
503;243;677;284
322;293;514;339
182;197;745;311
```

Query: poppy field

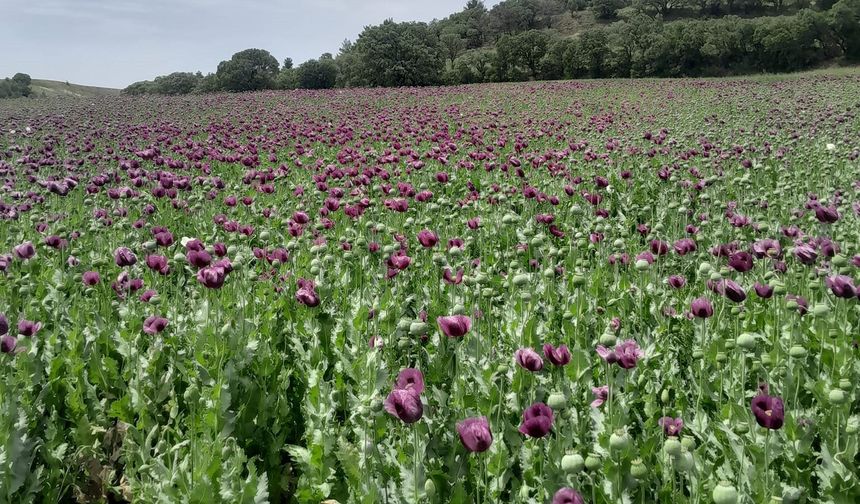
1;70;859;503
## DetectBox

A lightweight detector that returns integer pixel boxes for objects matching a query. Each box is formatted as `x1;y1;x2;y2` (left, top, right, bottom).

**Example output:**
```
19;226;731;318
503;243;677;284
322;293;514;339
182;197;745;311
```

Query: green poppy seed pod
839;378;851;391
630;459;647;479
782;487;802;503
811;303;830;317
576;238;587;248
716;352;727;363
585;454;601;471
323;254;335;264
736;333;757;350
692;349;704;359
698;262;713;276
675;450;694;472
712;481;739;504
735;423;749;434
562;453;585;474
730;306;742;316
724;338;736;350
512;273;530;287
495;363;509;375
773;282;787;295
613;238;625;248
828;389;846;404
547;392;566;410
520;292;533;302
383;244;396;255
571;204;583;215
286;241;298;251
409;322;429;336
599;332;617;347
173;252;186;263
635;259;650;271
397;319;411;332
309;265;320;275
828;328;840;339
374;223;385;233
610;430;630;452
543;268;555;278
502;214;517;224
531;234;546;247
452;304;466;315
833;254;848;267
664;437;682;457
370;397;383;412
572;274;587;287
709;271;723;282
761;354;772;366
259;230;270;240
661;389;670;403
789;346;807;358
681;437;695;450
310;258;321;268
309;245;321;254
449;246;463;256
424;479;436;501
654;223;665;232
481;288;495;297
142;240;157;252
846;421;859;434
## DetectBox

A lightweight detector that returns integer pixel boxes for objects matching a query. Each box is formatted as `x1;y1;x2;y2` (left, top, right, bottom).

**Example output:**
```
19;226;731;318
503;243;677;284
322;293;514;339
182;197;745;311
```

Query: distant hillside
29;79;120;98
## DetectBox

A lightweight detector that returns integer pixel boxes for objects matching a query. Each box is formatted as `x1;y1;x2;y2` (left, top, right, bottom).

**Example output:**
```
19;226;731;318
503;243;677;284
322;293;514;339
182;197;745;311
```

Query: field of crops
1;70;859;503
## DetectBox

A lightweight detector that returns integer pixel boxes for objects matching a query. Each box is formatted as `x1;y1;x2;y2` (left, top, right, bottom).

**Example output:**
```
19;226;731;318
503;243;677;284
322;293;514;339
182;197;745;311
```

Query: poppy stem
764;429;771;499
413;425;420;503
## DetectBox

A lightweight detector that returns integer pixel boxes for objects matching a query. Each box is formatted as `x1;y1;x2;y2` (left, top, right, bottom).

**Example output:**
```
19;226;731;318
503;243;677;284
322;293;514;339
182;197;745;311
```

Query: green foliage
830;0;860;61
354;20;445;87
215;48;280;92
0;73;32;99
296;55;338;90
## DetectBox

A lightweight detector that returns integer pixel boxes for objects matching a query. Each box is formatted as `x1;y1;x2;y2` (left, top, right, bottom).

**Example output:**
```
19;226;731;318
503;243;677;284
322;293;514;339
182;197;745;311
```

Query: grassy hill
29;79;120;98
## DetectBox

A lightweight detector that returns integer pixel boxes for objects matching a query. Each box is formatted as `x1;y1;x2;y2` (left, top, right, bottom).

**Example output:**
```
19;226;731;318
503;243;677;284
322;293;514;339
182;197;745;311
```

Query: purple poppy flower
1;334;16;354
786;294;809;315
17;320;41;337
752;239;782;259
754;282;774;299
614;339;645;368
826;275;856;299
543;343;571;366
437;315;471;338
814;205;839;224
197;265;227;289
417;229;438;248
552;487;585;504
384;389;423;424
114;247;137;267
721;279;747;303
186;249;212;269
658;416;684;436
295;278;320;307
793;244;818;265
0;314;7;336
591;385;609;407
519;402;553;438
143;315;168;335
751;393;785;430
515;348;544;372
650;240;669;256
146;255;170;275
442;268;464;285
728;251;754;273
673;238;697;256
457;416;493;453
691;297;714;318
82;271;101;286
394;368;425;394
596;345;618;364
14;241;35;260
667;275;686;289
139;289;157;302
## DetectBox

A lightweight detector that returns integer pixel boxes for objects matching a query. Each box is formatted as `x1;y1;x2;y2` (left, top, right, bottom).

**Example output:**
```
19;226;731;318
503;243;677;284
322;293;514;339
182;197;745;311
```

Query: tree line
0;73;32;99
123;0;860;95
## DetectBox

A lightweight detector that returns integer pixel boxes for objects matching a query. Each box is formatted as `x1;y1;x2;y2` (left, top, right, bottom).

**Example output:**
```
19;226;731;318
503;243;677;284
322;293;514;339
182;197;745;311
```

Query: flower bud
547;393;566;410
599;332;617;347
424;479;437;501
736;332;757;350
839;378;851;391
789;346;807;358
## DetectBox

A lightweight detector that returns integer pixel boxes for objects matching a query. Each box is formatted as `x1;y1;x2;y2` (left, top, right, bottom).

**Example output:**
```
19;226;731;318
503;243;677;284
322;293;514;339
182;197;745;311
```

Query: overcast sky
1;0;501;89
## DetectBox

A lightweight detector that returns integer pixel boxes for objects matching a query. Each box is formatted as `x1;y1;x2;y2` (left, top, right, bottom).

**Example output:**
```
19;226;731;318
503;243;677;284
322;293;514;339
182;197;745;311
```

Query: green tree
334;40;366;88
831;0;860;60
215;48;280;92
354;20;444;86
153;72;201;95
296;54;339;89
